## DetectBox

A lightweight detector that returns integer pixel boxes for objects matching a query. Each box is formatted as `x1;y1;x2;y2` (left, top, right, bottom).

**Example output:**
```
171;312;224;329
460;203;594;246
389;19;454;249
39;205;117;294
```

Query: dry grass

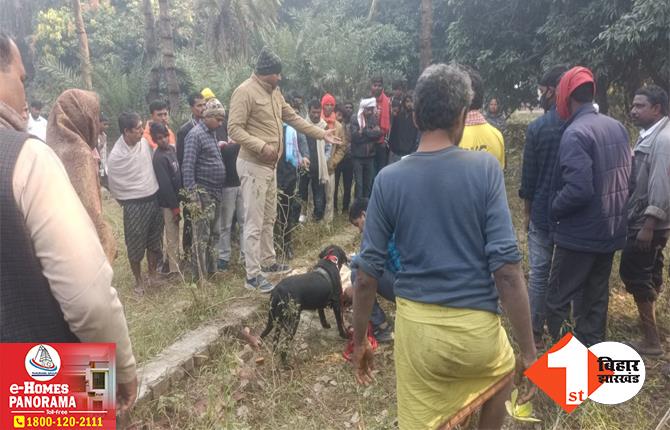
105;194;358;364
114;134;669;429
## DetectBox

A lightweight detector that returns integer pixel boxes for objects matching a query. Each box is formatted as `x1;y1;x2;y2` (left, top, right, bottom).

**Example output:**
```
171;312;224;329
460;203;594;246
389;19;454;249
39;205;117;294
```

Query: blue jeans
353;157;374;199
527;222;554;339
369;270;396;328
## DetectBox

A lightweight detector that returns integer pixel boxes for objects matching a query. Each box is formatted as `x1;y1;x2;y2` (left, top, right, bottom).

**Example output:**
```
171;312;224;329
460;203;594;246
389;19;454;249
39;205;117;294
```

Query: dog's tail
261;294;277;339
259;307;274;338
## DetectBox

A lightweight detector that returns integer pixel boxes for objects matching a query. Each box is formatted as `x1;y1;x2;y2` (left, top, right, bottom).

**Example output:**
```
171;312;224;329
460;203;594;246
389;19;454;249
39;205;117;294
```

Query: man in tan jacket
229;47;341;292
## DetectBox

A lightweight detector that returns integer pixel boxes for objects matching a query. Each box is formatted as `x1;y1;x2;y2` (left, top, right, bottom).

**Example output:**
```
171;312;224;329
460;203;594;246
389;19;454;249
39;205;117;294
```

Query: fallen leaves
505;388;541;423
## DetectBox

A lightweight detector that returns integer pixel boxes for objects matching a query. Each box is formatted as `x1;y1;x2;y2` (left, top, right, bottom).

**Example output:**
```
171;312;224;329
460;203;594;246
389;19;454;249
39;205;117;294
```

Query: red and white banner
1;343;116;429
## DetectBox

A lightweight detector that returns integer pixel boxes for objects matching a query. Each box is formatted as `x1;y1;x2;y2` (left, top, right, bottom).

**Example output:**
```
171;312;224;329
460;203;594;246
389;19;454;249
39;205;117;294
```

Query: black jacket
221;142;241;187
389;110;419;156
153;146;182;209
350;116;382;159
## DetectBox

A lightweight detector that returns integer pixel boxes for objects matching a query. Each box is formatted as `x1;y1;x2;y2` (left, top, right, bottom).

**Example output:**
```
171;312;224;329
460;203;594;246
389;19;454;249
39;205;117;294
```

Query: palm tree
71;0;93;89
419;0;433;71
142;0;161;103
157;0;181;111
202;0;281;63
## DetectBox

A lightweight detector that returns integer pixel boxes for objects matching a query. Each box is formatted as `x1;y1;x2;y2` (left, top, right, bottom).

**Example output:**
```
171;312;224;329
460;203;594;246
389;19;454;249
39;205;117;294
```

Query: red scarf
321;93;337;129
556;66;595;120
376;91;391;139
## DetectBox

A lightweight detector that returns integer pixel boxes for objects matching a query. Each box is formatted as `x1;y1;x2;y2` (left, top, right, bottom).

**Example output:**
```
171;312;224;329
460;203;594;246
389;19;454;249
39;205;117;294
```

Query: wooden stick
437;371;514;430
654;405;670;430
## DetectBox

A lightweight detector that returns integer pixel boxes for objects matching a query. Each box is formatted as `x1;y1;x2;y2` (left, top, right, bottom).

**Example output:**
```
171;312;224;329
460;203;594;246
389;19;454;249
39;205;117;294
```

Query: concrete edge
134;303;260;407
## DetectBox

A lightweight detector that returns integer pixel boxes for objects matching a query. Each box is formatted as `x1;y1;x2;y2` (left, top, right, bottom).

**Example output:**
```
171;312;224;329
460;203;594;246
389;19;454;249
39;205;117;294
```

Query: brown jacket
228;74;326;167
327;120;347;174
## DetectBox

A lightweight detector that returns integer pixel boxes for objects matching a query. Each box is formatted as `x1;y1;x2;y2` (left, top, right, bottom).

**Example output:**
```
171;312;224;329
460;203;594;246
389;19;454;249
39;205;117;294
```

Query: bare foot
133;282;145;296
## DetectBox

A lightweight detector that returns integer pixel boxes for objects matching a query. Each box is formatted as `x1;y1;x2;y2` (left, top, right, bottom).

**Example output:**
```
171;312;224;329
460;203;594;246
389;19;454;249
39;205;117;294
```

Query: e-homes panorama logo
525;334;645;412
24;344;61;381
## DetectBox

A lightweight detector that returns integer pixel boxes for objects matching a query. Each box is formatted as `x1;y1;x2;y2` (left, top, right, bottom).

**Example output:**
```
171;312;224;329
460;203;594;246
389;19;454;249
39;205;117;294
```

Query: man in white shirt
27;99;47;141
0;32;138;415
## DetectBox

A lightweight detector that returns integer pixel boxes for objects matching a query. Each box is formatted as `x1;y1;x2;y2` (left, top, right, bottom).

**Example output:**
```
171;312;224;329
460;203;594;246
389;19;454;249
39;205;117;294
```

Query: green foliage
32;56;147;139
199;0;281;63
22;0;670;118
268;0;414;102
175;49;253;108
445;0;551;113
33;1;193;72
34;7;78;66
446;0;669;112
598;0;670;90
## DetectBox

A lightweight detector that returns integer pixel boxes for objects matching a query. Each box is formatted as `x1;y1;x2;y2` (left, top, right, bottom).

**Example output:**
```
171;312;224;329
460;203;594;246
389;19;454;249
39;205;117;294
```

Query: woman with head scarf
46;89;116;263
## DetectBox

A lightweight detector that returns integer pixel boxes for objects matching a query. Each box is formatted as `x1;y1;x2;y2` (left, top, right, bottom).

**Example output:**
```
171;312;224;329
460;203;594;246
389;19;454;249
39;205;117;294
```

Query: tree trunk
419;0;433;71
158;0;181;112
71;0;93;90
367;0;379;21
143;0;161;104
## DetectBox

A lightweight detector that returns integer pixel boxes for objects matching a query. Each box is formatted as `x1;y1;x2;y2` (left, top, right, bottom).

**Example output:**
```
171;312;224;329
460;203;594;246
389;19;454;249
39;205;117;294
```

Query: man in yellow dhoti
350;64;537;429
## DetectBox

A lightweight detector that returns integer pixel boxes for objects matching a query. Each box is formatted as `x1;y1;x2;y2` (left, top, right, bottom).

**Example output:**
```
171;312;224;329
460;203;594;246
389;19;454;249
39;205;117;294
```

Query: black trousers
546;247;614;347
353;157;374;199
619;229;668;303
374;143;389;176
182;206;192;258
298;170;325;221
334;156;353;213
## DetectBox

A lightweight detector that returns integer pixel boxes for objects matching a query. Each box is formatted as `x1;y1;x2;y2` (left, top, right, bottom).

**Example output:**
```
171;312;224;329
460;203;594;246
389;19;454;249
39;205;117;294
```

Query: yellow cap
201;87;216;100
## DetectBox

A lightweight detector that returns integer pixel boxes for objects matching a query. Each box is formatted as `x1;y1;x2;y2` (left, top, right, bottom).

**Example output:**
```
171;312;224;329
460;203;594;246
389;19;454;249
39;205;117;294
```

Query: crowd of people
2;28;669;429
350;64;669;429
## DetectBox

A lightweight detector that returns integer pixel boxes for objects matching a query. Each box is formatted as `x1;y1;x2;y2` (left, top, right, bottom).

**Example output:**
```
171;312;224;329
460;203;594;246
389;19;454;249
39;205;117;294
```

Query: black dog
260;245;348;356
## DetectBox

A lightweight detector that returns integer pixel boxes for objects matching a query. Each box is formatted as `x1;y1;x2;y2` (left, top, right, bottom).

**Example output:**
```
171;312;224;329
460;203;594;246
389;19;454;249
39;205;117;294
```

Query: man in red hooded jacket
546;66;631;347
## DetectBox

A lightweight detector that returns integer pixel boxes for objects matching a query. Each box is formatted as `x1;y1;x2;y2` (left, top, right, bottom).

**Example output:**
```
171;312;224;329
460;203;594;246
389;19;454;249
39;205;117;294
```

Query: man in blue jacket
518;65;567;347
546;66;631;346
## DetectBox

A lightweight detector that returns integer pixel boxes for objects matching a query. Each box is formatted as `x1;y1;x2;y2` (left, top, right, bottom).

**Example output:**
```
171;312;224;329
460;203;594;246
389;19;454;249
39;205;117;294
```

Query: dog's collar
323;255;339;265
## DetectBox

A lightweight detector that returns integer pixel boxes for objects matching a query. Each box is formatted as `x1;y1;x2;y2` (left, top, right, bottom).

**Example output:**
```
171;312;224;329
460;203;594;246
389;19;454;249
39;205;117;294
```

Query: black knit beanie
255;46;282;76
